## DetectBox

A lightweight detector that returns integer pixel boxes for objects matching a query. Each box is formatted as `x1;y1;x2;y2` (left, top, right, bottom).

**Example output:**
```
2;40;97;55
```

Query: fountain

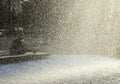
0;0;120;84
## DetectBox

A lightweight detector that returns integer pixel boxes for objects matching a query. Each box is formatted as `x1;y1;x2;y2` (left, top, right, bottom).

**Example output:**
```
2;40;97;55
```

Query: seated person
10;32;27;55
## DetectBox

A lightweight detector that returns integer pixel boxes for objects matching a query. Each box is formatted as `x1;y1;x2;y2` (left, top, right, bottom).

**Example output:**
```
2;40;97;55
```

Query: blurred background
0;0;120;57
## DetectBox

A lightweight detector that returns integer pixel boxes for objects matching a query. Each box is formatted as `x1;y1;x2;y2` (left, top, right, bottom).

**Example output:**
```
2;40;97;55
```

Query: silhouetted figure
10;31;27;55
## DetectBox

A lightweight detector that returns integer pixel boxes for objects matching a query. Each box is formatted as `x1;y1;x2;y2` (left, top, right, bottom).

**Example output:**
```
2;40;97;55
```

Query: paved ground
0;55;120;84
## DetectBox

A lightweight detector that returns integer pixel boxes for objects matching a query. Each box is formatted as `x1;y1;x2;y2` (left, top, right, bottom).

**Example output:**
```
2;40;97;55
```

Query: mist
35;0;120;56
0;0;120;56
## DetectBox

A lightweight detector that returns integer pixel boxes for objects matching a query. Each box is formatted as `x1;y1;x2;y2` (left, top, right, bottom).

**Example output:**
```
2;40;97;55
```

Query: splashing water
32;0;120;56
0;0;120;56
0;55;120;84
1;1;120;84
46;0;120;56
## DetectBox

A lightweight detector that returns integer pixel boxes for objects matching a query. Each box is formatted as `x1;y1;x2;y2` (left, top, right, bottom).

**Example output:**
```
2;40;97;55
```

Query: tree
0;0;34;37
22;1;33;27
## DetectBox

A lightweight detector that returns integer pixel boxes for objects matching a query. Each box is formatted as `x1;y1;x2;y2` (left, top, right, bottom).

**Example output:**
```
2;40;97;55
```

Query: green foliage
0;0;34;37
22;1;34;27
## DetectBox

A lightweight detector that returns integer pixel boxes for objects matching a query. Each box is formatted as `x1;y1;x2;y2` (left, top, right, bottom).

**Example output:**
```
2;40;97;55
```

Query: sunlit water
0;55;120;84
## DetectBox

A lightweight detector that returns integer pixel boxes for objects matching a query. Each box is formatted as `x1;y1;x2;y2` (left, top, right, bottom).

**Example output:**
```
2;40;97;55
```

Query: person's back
10;32;27;55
